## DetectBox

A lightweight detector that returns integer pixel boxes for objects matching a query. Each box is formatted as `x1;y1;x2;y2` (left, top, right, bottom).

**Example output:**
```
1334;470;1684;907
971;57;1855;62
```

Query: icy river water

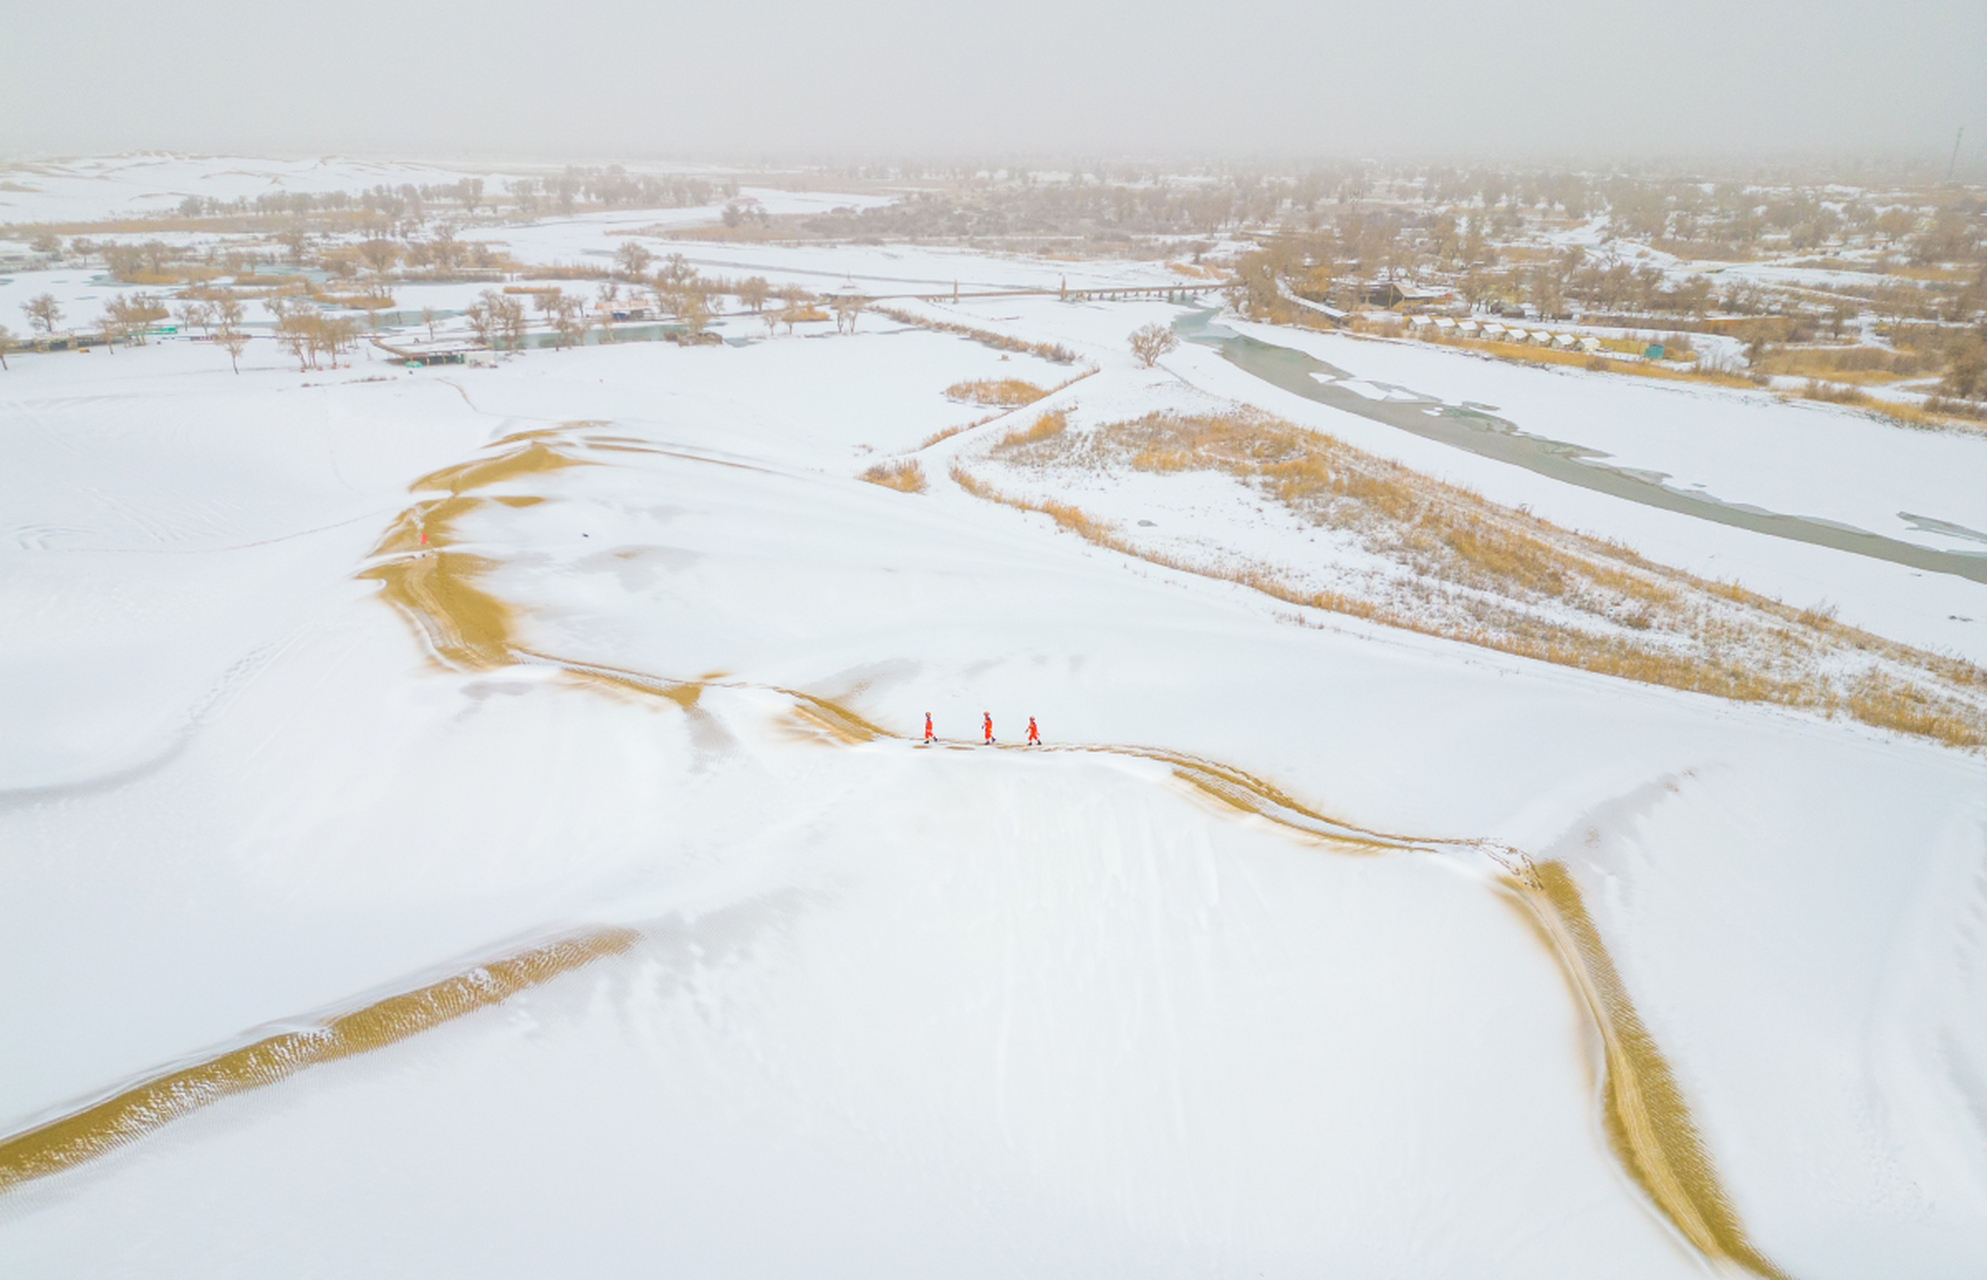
1175;311;1987;585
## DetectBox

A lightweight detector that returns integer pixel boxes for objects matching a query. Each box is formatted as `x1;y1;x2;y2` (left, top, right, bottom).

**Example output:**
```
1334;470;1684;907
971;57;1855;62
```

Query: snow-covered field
4;190;1986;1278
0;155;512;225
0;154;765;227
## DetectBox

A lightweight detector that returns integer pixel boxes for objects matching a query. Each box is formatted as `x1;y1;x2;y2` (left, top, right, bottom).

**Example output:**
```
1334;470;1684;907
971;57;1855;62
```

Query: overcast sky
5;0;1982;165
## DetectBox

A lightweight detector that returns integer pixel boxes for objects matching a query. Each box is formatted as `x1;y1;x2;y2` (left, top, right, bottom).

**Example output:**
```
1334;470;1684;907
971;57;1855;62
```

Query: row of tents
1405;315;1602;352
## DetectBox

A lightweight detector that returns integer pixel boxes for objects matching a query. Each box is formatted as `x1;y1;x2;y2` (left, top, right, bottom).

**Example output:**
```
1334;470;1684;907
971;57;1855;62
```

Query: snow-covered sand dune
2;270;1984;1278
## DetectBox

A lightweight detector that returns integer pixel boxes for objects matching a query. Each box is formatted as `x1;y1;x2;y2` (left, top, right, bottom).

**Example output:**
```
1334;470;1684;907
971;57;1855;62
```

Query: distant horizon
4;148;1981;185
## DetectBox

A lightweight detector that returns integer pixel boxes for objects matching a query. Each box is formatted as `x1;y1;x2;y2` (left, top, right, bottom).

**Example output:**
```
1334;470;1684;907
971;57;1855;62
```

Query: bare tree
22;293;62;337
136;293;169;339
106;293;167;346
553;295;588;349
270;297;314;370
0;323;12;369
1460;266;1492;312
465;293;498;350
772;286;813;335
680;289;711;337
431;226;463;273
422;306;438;342
833;294;864;334
737;276;770;313
648;277;677;322
1128;323;1178;367
358;238;399;276
658;253;695;288
96;297;136;352
499;293;528;352
615;241;653;279
217;325;250;374
465;290;528;353
208;295;247;372
322;314;362;367
534;287;565;332
596;282;620;341
467;301;495;345
363;278;393;331
175;300;212;336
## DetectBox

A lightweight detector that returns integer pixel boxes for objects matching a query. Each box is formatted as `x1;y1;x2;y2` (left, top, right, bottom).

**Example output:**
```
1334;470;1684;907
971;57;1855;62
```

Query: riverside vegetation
959;407;1987;750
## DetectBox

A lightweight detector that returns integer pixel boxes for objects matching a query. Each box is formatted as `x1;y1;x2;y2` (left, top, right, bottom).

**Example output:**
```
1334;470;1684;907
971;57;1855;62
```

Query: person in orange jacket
924;712;935;744
983;712;995;745
1026;716;1040;745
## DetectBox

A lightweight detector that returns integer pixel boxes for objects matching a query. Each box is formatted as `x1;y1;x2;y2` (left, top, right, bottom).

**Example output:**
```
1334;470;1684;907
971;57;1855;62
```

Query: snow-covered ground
454;188;900;264
3;224;1986;1277
876;292;1987;664
1214;316;1987;557
0;154;525;225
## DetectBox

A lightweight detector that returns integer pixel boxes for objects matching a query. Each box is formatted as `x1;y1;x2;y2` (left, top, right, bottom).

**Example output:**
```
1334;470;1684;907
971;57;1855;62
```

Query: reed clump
996;409;1068;451
946;378;1049;406
875;305;1078;364
859;459;928;493
919;422;979;450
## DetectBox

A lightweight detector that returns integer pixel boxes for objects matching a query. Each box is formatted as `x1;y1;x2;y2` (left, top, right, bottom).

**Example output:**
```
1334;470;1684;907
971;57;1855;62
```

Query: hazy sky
5;0;1982;164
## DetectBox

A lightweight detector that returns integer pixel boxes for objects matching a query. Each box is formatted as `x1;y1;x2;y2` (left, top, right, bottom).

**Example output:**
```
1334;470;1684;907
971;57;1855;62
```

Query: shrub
1129;323;1179;367
996;409;1067;450
859;459;927;493
945;378;1047;406
874;305;1078;364
1799;379;1872;405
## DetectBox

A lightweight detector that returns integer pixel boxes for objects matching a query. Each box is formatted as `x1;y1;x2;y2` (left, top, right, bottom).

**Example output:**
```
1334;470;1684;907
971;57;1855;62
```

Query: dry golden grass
318;293;396;310
0;928;638;1193
1781;385;1987;436
115;267;221;286
1759;346;1925;383
1854;399;1986;435
919;422;979;450
946;378;1049;406
948;463;1109;541
1889;264;1969;283
958;407;1987;751
996;409;1068;450
875;305;1078;364
1511;862;1793;1280
1464;337;1760;388
917;370;1095;452
859;459;928;493
1798;380;1872;405
1803;368;1914;387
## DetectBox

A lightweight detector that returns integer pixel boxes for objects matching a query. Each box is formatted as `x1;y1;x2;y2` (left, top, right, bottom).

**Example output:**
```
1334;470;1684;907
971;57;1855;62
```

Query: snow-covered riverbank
3;234;1984;1279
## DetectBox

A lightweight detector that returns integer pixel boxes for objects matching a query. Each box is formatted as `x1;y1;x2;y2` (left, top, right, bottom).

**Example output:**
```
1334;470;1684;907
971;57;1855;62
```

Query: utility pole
1948;126;1966;186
